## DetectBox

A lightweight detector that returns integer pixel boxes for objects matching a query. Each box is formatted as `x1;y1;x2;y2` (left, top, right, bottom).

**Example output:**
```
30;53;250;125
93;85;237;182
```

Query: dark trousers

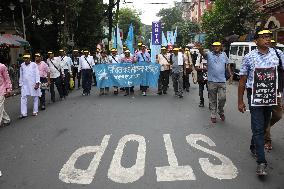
247;89;272;164
63;69;69;95
183;68;191;90
158;70;170;93
125;86;134;94
50;77;64;102
93;72;97;86
198;81;208;102
82;69;92;94
72;67;81;88
40;77;48;107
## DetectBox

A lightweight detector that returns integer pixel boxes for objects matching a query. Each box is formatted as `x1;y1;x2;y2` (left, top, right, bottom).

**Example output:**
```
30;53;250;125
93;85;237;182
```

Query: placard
251;66;278;106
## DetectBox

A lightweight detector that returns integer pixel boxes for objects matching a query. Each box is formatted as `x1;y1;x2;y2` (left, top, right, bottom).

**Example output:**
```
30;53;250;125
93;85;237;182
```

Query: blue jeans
247;89;272;164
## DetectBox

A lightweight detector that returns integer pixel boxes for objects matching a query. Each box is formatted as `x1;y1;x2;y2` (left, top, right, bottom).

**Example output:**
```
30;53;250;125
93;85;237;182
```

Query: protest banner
251;66;278;106
95;62;160;88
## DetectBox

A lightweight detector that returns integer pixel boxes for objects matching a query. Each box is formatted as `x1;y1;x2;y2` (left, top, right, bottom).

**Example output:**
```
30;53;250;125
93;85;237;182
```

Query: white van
229;42;284;79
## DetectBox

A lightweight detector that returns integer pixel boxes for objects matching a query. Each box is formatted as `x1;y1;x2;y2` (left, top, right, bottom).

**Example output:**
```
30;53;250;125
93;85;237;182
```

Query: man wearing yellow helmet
19;54;41;118
238;29;284;176
196;41;233;123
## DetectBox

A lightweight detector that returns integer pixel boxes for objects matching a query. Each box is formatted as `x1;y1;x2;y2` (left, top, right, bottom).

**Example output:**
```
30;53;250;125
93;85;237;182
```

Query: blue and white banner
95;62;160;88
152;22;161;45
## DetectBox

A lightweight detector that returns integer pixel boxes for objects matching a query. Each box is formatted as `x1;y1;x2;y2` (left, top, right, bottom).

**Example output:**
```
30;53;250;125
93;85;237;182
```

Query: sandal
264;141;272;150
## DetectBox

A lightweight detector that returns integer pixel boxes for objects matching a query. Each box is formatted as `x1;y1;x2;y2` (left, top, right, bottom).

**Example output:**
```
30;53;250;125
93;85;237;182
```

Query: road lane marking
155;134;196;181
186;134;238;180
59;135;111;184
107;134;146;183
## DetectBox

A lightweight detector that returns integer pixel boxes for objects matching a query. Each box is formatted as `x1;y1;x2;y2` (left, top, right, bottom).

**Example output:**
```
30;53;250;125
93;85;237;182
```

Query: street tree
115;7;142;42
157;7;183;32
201;0;263;46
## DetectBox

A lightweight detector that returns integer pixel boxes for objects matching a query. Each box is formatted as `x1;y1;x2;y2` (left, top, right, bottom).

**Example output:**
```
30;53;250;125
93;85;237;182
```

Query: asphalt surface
0;81;284;189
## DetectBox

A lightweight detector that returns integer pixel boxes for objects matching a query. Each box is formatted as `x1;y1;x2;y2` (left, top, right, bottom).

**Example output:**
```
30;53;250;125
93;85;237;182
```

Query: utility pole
63;0;68;47
108;0;114;50
115;0;120;48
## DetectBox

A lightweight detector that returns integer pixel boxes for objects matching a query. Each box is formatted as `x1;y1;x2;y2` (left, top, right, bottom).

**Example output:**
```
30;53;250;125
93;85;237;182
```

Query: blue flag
126;23;134;54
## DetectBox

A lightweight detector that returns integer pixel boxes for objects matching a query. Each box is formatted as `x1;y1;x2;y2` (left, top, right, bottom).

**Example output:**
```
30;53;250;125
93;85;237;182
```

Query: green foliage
157;6;200;47
201;0;263;47
157;7;183;32
115;7;142;41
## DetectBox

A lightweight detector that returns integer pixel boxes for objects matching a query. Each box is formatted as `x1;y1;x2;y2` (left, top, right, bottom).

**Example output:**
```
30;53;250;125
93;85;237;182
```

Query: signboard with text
251;67;278;106
152;22;161;45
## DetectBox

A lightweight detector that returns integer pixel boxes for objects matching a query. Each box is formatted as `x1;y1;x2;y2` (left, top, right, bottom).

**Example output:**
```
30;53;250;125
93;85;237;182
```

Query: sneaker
186;89;189;92
2;121;11;127
41;106;46;110
32;112;38;116
157;92;162;95
178;95;183;98
211;117;217;123
19;115;27;119
142;92;146;96
0;170;2;177
220;114;225;121
256;163;267;176
114;91;118;95
163;91;167;94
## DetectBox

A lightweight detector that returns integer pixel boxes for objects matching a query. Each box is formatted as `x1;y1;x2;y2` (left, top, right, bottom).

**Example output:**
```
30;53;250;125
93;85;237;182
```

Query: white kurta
19;62;41;97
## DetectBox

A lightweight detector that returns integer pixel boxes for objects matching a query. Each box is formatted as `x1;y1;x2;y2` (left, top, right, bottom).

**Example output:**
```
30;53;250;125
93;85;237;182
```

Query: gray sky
104;0;181;25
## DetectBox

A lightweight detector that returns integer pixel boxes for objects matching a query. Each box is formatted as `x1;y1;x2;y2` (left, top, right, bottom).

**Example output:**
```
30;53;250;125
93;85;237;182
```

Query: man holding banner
238;29;284;176
109;48;121;95
136;44;151;96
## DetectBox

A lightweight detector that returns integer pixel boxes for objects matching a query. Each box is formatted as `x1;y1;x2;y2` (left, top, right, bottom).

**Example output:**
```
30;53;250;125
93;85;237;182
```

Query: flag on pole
126;23;134;54
173;27;177;44
162;32;168;46
112;30;116;49
116;24;123;54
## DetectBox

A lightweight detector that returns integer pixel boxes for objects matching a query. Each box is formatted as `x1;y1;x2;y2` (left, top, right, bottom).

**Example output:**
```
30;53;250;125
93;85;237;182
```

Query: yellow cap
271;39;276;43
83;50;89;53
125;49;130;53
138;43;142;46
59;49;64;52
35;53;41;57
258;30;272;35
212;42;222;46
47;51;53;54
185;48;189;51
142;44;146;47
23;54;31;58
161;47;167;50
111;48;117;52
73;49;78;52
173;48;179;51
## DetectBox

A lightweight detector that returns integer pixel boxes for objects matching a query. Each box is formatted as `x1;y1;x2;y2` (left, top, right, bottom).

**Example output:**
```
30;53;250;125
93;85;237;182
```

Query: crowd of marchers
0;28;283;178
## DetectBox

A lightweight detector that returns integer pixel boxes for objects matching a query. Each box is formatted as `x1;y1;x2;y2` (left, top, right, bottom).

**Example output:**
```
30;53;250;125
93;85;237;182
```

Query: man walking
59;49;72;96
79;50;95;96
195;55;208;107
72;49;81;89
170;47;184;98
196;42;233;123
183;47;193;92
109;48;121;95
35;53;50;110
136;44;151;96
47;51;65;102
19;54;41;118
157;46;170;95
0;62;12;126
238;29;284;176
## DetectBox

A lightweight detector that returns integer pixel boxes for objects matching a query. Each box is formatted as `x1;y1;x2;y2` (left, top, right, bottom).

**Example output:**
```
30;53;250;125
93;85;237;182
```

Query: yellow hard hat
23;54;31;58
111;48;117;52
258;30;272;35
212;42;222;46
271;39;276;43
173;48;179;51
35;53;41;57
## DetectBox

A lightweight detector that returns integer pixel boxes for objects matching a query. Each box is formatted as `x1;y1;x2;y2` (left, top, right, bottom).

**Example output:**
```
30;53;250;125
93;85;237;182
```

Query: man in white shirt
19;54;41;118
72;49;81;89
46;51;65;102
157;46;170;95
108;48;121;95
59;49;72;96
79;50;95;96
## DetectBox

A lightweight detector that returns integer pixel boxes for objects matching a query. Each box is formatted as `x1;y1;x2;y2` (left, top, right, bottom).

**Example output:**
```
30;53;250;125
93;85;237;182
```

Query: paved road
0;82;284;189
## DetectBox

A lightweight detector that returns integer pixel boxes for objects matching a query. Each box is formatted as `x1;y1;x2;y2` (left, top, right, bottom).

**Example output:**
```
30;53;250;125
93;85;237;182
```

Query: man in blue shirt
135;44;151;96
238;29;284;176
197;42;233;123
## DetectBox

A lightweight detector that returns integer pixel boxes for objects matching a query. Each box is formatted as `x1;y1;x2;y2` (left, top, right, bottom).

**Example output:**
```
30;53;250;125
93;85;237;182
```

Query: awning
0;34;29;47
